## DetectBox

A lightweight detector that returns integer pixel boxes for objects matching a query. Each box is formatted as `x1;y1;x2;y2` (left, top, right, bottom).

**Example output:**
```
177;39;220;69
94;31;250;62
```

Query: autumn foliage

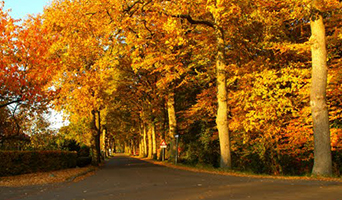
0;0;341;176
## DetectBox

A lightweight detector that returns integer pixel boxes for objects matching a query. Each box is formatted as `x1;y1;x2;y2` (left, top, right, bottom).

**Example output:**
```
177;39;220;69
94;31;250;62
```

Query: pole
175;134;179;164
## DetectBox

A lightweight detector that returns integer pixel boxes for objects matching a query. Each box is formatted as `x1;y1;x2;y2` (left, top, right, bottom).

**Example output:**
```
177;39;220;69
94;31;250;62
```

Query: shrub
61;139;80;152
76;156;92;167
78;145;90;157
332;150;342;177
0;150;77;176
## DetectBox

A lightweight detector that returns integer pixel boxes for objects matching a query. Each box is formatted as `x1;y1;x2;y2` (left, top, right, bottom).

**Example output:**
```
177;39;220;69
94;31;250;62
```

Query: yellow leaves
206;0;241;24
267;42;311;55
163;17;178;34
165;37;185;49
230;66;312;135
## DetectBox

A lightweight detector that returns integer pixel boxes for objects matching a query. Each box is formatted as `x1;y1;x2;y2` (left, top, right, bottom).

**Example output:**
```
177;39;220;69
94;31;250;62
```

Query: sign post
174;134;179;164
160;139;167;161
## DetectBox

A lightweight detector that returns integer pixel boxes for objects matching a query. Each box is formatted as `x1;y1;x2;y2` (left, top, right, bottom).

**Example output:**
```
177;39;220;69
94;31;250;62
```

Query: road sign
160;140;167;148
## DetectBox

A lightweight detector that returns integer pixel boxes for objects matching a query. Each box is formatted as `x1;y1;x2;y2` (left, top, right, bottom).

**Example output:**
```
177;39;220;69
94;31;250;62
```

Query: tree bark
147;123;153;159
151;121;157;159
96;111;102;161
103;127;108;157
143;123;147;157
215;27;231;169
139;137;143;156
132;139;136;155
139;123;145;157
310;0;332;176
167;91;177;161
111;137;115;154
91;110;101;166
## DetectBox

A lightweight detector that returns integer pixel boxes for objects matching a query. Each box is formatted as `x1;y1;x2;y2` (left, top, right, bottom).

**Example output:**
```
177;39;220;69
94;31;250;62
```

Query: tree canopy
1;0;341;176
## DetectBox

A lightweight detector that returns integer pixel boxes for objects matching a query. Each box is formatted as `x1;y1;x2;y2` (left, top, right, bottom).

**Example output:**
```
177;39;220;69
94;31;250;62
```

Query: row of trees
1;0;341;176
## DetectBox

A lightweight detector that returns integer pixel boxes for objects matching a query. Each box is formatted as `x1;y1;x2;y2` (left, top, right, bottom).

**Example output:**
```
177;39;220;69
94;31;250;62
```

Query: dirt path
1;154;341;200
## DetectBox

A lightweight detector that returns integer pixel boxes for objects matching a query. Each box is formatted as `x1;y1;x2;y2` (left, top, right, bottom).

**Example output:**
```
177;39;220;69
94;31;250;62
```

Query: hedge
76;156;92;167
0;150;77;177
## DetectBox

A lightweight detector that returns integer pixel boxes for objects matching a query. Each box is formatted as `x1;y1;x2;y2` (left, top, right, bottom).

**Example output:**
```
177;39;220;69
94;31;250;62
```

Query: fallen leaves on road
0;166;96;187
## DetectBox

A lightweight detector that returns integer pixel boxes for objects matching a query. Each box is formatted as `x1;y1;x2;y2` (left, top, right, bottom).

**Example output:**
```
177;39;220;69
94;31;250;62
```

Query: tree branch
0;99;22;109
172;14;215;29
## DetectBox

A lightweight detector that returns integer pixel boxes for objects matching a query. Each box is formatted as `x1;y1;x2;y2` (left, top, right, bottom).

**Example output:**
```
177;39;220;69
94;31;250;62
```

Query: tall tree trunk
91;110;101;166
111;137;115;154
96;111;102;162
167;91;177;162
152;121;157;159
147;124;153;159
140;137;145;157
103;127;108;157
310;0;332;176
139;123;145;157
139;137;143;157
143;123;147;157
215;27;231;169
124;140;128;153
131;139;136;155
90;132;98;165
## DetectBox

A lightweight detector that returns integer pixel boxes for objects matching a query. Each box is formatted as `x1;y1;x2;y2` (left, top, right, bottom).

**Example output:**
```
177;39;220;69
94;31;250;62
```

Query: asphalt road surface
1;154;342;200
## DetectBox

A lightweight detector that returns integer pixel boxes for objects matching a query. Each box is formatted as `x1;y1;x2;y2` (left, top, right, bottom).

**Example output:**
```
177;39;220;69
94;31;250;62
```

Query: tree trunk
147;124;153;159
111;137;115;154
143;123;147;157
103;128;108;157
140;123;146;157
139;137;143;157
167;91;177;162
124;140;128;153
131;139;136;155
140;137;144;157
310;1;332;176
138;124;143;156
151;121;157;159
90;133;98;165
96;111;102;162
91;110;101;166
215;27;231;169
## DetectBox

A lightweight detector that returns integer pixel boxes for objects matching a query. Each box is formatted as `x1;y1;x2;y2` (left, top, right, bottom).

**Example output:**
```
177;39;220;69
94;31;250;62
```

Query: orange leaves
331;128;342;150
19;0;341;173
0;4;57;109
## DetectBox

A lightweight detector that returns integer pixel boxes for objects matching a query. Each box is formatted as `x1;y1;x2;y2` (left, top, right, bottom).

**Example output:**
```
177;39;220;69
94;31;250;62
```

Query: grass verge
136;157;342;183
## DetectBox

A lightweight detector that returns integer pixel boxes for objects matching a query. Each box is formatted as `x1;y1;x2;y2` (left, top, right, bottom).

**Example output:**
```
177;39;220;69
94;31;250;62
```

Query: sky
4;0;68;130
4;0;51;20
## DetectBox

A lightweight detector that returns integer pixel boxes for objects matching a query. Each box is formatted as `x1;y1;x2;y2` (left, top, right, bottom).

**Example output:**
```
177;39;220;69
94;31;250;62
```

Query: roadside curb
65;167;96;182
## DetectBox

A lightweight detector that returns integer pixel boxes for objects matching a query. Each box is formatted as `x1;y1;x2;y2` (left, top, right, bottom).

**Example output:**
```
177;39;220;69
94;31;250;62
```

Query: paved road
1;154;342;200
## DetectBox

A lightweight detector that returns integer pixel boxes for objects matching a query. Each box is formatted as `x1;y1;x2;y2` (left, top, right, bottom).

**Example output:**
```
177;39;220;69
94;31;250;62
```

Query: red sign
160;140;167;148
